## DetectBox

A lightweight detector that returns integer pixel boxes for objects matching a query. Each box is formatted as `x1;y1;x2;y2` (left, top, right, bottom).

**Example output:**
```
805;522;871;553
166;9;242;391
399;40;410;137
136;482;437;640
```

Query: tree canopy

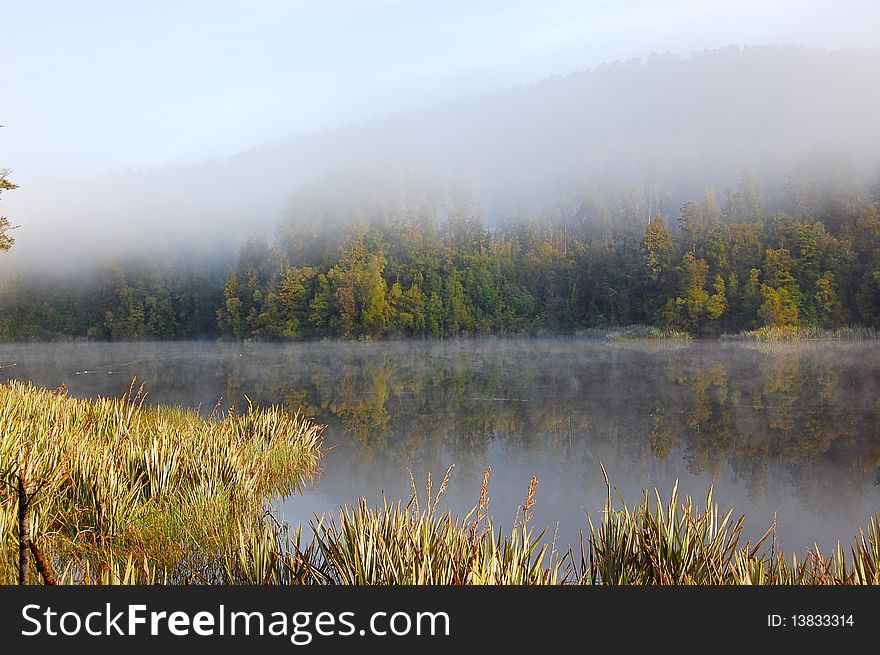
4;165;880;341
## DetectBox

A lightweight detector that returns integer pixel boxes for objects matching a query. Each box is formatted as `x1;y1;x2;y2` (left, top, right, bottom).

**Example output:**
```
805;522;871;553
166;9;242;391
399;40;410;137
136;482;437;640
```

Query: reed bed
720;325;880;342
583;469;879;585
225;466;880;586
576;325;693;342
0;379;323;584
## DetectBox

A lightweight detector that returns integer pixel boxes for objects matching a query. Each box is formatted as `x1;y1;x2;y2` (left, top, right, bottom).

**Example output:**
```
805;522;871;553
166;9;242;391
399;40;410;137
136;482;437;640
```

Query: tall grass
0;380;323;584
720;325;880;342
223;467;564;585
226;466;880;586
576;325;693;342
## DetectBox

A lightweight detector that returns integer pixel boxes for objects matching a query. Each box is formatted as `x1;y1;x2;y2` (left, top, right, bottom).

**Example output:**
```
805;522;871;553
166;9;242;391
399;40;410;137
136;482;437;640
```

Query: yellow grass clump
0;379;323;584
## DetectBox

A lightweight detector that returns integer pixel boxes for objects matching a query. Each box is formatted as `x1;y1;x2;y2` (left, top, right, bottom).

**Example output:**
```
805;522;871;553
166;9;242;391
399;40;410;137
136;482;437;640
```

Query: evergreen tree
760;249;801;326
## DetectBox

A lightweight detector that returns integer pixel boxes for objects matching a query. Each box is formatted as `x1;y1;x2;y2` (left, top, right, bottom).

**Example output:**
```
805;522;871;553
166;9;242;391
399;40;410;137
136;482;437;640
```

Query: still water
1;339;878;551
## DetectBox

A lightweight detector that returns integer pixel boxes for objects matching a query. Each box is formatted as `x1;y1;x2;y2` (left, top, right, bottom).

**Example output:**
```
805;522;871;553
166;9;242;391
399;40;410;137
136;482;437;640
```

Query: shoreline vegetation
0;380;323;584
6;323;880;345
585;324;880;342
574;325;691;341
719;325;880;342
1;382;878;585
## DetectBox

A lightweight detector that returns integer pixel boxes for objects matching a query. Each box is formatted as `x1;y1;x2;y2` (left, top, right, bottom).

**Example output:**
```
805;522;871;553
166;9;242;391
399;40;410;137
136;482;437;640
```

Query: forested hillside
215;168;880;339
4;45;880;340
3;164;880;340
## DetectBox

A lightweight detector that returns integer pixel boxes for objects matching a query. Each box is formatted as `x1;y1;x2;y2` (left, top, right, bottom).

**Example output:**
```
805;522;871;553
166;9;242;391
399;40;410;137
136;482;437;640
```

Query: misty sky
3;0;880;182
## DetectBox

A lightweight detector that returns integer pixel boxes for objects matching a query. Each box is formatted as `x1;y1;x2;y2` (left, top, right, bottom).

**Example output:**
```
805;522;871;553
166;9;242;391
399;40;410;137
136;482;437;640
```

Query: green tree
737;268;763;328
0;164;17;251
389;281;426;336
707;275;727;323
664;252;710;332
309;273;334;334
443;267;473;335
644;216;675;322
218;273;246;339
644;216;673;282
815;272;846;328
760;249;801;327
326;236;392;337
249;264;318;339
793;221;820;324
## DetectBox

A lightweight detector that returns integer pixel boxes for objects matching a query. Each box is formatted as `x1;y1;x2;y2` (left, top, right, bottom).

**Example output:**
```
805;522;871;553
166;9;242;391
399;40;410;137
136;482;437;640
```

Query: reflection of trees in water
1;341;878;518
655;347;880;517
211;342;880;516
9;341;867;516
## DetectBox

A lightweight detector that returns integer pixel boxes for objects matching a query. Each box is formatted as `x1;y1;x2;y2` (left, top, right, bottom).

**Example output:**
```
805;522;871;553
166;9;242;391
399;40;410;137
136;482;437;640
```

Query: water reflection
1;339;878;551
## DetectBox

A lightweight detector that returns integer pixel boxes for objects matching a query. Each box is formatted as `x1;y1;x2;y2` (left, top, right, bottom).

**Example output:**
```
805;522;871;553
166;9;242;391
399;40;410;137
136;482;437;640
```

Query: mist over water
2;338;878;552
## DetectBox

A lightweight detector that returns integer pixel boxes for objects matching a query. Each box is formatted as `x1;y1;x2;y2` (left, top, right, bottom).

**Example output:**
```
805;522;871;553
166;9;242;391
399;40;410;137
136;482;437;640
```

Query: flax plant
0;380;323;584
286;467;563;585
280;467;879;586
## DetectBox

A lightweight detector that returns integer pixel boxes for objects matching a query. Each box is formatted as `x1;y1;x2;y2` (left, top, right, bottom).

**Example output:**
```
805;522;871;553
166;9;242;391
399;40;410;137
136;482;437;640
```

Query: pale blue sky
3;0;879;180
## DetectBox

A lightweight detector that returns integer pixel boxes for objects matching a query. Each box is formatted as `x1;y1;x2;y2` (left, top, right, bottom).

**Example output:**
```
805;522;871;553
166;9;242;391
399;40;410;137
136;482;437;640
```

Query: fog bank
4;45;880;274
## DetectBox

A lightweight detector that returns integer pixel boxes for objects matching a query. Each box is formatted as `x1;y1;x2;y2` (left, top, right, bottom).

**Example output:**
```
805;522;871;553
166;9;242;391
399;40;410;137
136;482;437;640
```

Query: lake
1;338;878;552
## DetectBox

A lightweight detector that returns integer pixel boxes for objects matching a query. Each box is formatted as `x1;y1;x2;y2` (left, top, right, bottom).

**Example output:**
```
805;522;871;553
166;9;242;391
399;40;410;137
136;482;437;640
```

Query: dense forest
2;161;880;341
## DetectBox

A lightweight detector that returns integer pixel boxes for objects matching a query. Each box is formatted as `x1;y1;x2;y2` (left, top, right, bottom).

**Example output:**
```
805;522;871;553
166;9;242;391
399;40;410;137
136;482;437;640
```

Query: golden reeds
284;470;879;586
0;379;323;584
